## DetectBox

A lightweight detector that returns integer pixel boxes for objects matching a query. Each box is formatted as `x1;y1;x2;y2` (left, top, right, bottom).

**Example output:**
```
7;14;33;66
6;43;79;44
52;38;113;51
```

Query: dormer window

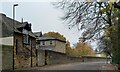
22;29;30;44
23;29;28;34
23;34;29;44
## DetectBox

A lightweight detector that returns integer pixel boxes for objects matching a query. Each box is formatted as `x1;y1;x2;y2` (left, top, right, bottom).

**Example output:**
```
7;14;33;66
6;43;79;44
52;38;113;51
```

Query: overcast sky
1;1;83;46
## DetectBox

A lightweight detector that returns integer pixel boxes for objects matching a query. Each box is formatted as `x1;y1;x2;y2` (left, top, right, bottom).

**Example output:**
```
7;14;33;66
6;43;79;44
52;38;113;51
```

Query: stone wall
82;56;107;62
45;50;68;65
2;45;13;70
14;33;36;69
36;50;45;66
37;50;109;67
37;50;83;66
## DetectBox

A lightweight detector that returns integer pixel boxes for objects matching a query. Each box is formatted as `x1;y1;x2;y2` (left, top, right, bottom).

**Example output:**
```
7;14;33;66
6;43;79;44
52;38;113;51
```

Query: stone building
14;22;36;69
34;32;66;53
0;13;36;70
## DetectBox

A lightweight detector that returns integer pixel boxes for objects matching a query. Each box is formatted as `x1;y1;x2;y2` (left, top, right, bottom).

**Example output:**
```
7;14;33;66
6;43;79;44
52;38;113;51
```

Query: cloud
0;0;57;2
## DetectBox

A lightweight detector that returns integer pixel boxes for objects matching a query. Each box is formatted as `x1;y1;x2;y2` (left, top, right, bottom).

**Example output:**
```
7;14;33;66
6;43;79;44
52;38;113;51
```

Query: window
50;41;52;45
39;41;41;45
42;41;45;45
23;35;29;44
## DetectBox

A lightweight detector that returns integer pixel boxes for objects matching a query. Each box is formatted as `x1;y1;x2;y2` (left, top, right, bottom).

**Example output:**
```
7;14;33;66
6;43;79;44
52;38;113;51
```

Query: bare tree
53;0;119;41
53;0;120;59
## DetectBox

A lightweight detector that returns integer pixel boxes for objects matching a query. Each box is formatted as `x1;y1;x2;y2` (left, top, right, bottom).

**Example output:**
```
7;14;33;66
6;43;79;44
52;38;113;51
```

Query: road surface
34;62;116;70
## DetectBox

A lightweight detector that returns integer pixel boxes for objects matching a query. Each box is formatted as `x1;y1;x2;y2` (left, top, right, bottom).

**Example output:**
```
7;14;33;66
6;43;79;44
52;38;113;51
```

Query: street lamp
13;4;18;29
13;4;18;70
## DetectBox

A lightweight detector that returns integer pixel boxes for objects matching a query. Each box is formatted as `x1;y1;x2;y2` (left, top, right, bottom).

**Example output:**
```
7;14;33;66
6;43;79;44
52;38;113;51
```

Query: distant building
0;13;36;70
34;32;66;53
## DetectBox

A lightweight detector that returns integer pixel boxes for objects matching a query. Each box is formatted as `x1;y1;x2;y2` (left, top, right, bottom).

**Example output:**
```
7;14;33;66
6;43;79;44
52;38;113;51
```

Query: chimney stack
21;18;23;23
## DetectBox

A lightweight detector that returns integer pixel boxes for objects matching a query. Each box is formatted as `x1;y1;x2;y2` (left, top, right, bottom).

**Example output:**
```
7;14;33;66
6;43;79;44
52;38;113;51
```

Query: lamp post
13;4;18;70
13;4;18;29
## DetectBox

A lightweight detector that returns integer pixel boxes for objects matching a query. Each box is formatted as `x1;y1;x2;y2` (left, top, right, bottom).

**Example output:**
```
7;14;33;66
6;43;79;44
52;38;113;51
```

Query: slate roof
36;36;66;43
0;13;20;37
37;37;56;40
0;13;36;38
28;31;36;38
34;32;42;37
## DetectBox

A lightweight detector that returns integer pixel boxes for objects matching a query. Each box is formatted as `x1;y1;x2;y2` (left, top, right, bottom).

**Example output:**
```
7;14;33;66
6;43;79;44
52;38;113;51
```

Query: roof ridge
0;13;6;17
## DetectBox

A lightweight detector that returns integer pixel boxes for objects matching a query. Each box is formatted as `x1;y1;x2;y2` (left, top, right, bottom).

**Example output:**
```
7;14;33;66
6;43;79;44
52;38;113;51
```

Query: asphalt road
35;62;116;70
